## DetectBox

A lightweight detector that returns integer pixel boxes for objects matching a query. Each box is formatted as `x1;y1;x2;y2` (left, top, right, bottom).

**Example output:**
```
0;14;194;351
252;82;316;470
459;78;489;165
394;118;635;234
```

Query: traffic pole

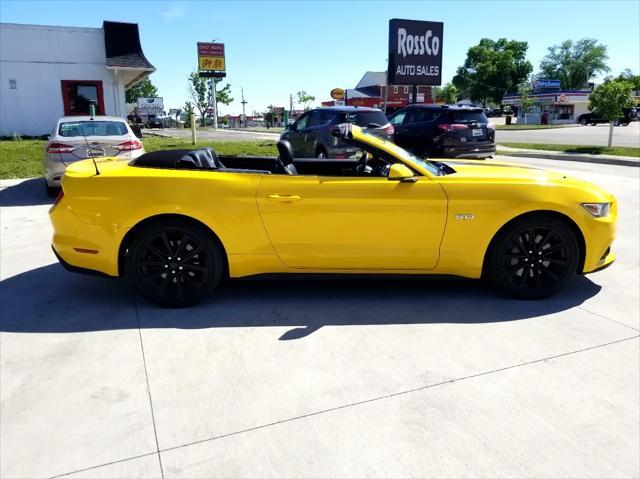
191;113;196;145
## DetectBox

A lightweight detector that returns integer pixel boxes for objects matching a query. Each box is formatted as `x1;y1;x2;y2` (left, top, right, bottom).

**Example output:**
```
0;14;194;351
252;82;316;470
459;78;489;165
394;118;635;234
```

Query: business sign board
388;19;443;86
137;97;164;116
197;42;226;78
330;88;345;100
536;79;561;89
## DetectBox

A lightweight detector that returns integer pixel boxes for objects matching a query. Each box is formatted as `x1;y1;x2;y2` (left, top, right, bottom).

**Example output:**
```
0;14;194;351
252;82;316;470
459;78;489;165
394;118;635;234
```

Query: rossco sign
388;19;443;86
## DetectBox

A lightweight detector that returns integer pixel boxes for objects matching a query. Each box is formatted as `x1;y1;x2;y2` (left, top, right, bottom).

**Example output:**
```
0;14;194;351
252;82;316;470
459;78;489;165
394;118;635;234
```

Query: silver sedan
44;116;145;196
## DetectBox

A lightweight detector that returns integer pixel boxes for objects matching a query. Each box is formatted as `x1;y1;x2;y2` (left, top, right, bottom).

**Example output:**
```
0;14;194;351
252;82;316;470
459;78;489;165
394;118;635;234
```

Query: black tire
590;122;597;126
579;118;587;126
622;122;629;126
487;215;579;299
613;120;621;126
45;182;60;198
125;219;224;307
316;147;328;158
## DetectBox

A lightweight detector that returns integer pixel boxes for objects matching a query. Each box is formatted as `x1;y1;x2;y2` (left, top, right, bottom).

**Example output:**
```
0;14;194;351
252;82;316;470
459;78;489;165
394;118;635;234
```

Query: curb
496;148;639;168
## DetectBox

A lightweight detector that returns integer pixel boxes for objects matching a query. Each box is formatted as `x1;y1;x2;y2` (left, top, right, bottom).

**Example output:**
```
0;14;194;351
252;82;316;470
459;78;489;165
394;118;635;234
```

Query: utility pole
210;37;219;130
241;88;248;128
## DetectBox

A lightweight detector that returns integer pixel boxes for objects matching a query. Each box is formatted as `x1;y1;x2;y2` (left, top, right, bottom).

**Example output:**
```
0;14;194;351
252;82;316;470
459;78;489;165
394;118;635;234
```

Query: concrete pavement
1;157;638;478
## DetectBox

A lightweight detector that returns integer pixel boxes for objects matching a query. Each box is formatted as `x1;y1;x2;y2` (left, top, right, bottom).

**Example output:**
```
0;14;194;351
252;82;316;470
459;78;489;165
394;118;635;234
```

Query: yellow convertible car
50;124;616;307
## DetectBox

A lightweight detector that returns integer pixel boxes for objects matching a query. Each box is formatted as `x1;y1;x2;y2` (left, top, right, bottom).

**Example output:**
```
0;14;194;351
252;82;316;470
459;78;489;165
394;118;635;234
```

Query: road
144;127;279;141
496;121;640;147
1;158;638;478
147;123;640;149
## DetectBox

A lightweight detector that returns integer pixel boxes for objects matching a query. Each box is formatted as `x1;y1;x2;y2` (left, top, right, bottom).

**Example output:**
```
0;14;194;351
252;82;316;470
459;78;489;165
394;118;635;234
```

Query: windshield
359;129;443;176
340;111;389;127
58;121;128;137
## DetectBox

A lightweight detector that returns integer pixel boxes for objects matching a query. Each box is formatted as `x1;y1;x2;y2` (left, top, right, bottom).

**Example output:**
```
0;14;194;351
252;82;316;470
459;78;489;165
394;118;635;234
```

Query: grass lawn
0;137;278;179
495;124;570;130
498;142;640;158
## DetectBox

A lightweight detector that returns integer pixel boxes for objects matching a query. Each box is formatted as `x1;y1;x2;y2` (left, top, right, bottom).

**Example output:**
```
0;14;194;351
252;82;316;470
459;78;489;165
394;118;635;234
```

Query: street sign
388;19;443;86
198;42;225;73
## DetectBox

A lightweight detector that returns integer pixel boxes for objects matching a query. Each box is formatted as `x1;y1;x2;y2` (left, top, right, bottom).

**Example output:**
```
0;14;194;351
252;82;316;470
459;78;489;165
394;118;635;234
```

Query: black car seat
276;140;297;175
181;147;223;169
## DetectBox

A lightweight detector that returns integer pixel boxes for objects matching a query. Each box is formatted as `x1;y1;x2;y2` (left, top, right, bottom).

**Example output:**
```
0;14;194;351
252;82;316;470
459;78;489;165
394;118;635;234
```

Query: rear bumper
439;144;496;159
50;200;126;277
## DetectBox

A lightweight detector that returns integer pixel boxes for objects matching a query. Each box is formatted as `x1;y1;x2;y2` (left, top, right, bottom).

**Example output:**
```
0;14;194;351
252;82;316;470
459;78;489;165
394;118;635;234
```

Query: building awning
103;21;155;87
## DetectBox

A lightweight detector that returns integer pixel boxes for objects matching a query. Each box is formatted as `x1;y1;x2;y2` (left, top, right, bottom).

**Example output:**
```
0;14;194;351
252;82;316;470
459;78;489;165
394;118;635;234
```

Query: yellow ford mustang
50;124;616;307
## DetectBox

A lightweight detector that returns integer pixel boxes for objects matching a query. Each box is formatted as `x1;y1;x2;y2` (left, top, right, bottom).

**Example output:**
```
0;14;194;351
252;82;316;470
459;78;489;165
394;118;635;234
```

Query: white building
0;21;155;137
502;90;591;125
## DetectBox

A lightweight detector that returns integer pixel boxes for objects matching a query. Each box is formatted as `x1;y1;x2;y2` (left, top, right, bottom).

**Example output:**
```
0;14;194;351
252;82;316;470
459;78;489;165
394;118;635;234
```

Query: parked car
577;108;638;126
485;108;502;117
44;116;145;196
50;123;616;307
280;106;393;158
147;116;165;129
389;105;495;159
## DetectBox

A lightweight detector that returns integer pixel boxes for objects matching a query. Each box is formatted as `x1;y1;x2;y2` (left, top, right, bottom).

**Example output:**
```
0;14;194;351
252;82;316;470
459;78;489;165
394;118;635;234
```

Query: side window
389;111;407;126
306;111;320;127
296;113;310;130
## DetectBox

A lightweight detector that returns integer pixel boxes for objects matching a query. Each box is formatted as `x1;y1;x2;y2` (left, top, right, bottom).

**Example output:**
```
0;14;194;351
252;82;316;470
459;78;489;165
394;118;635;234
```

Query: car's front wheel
487;216;579;299
125;219;224;307
579;118;587;126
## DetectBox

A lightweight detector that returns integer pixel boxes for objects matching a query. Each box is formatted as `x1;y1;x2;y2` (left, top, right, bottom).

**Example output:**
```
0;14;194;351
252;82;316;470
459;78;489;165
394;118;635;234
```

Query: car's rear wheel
579;118;587;126
45;181;60;198
487;216;579;299
125;219;224;307
316;147;328;158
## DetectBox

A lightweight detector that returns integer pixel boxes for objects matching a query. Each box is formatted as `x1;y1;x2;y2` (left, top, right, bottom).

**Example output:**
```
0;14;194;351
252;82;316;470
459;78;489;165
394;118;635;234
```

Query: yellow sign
330;88;345;100
199;56;225;72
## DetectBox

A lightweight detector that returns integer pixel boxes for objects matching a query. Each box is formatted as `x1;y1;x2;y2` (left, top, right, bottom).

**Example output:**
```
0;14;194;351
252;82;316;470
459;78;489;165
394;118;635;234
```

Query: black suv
577;108;638;126
281;106;393;158
388;105;496;159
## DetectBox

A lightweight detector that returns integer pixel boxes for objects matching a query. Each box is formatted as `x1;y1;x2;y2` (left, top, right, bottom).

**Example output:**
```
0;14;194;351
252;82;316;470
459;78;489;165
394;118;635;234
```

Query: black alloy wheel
316;148;328;159
580;118;587;126
126;220;223;307
488;217;578;298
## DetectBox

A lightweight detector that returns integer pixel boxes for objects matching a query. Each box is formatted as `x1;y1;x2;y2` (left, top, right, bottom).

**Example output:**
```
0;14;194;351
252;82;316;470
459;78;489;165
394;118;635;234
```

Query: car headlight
581;202;611;217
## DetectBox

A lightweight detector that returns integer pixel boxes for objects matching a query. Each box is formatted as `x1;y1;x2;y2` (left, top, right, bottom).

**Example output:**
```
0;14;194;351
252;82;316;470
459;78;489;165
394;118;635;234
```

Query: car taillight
437;124;468;133
54;189;64;206
47;142;75;154
384;124;395;135
115;140;143;151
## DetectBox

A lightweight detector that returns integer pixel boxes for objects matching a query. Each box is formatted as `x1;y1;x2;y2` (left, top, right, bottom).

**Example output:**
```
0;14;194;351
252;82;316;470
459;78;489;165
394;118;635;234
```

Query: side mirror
388;163;417;183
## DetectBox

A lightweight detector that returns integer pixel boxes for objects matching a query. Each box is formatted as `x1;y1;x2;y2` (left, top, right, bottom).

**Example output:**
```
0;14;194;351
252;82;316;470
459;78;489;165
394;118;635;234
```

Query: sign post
198;42;226;130
388;19;444;99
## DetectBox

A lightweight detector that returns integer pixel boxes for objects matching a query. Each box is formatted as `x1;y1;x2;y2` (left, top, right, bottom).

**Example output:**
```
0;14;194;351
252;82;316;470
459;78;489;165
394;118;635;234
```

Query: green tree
213;78;233;116
539;39;609;90
615;69;640;91
452;38;532;106
588;78;634;147
296;90;316;110
188;72;233;126
183;101;194;129
125;77;158;104
517;84;535;125
433;82;459;104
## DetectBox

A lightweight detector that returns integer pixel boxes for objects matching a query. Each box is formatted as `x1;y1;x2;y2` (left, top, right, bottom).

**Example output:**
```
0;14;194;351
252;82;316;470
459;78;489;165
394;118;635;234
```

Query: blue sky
2;0;639;115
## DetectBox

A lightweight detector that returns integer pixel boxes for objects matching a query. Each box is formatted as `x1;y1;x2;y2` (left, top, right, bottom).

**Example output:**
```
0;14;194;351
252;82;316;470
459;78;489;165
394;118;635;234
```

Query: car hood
438;159;614;202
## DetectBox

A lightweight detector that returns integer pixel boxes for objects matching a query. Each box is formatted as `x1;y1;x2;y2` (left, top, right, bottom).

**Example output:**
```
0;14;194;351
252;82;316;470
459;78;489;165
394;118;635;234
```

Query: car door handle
267;194;302;202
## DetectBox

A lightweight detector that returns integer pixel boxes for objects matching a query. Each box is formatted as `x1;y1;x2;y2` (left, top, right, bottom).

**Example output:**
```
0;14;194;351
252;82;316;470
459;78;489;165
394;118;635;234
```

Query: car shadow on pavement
0;178;54;207
0;263;602;340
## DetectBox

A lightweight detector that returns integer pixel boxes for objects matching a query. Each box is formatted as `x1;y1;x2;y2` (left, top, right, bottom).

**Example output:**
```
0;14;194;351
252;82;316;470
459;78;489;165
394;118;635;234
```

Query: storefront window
61;80;105;116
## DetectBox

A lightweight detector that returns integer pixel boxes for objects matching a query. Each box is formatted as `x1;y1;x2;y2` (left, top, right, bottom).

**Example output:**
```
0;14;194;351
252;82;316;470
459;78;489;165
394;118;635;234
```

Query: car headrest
277;140;294;165
181;147;221;169
331;123;353;139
